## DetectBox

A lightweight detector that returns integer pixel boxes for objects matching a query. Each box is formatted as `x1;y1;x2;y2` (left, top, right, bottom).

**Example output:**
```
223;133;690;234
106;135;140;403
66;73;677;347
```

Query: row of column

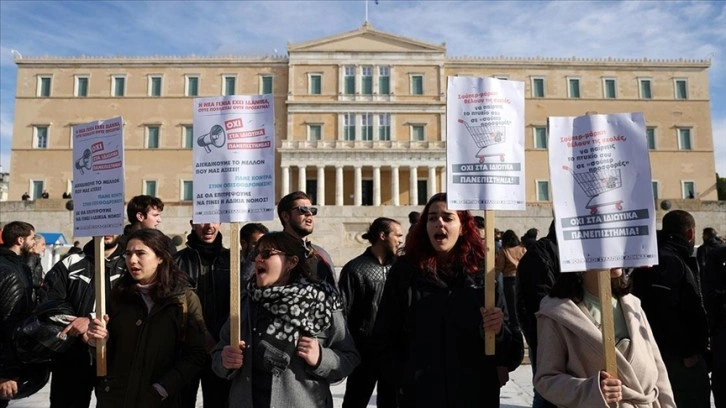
280;165;445;206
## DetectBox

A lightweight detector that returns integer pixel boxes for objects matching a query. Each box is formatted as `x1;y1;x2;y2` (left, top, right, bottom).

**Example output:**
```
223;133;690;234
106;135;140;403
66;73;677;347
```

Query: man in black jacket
339;217;403;408
697;228;725;287
0;221;36;406
173;221;231;408
631;210;711;408
515;220;558;408
704;245;726;407
41;235;125;408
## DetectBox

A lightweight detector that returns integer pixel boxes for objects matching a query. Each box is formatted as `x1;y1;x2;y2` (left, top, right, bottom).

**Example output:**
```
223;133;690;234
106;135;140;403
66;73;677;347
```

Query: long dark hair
256;231;316;283
402;193;485;278
113;229;189;302
549;271;631;303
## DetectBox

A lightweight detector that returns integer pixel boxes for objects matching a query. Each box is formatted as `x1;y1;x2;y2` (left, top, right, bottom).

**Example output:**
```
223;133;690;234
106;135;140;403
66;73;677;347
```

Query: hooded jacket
535;295;675;408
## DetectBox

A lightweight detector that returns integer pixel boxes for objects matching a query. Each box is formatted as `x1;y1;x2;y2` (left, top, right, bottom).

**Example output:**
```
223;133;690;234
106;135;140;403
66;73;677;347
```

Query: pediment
288;23;445;53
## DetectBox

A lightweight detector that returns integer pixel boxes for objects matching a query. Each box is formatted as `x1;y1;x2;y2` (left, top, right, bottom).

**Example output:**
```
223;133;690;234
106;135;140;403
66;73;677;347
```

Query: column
281;166;290;197
335;165;344;206
373;165;381;206
354;165;362;206
428;166;437;197
298;166;307;192
391;165;400;206
317;166;326;206
440;166;447;193
409;166;418;205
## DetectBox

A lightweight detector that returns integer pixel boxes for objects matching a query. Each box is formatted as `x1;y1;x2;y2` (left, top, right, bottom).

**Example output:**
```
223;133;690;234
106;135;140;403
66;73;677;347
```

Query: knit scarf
186;232;223;265
248;280;341;345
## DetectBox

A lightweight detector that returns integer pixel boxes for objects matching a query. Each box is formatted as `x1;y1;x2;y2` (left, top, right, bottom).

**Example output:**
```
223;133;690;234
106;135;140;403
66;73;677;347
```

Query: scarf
186;231;223;265
248;280;341;345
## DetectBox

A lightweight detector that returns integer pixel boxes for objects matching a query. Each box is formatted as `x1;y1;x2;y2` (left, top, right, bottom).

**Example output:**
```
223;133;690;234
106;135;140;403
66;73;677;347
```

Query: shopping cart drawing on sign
458;119;506;163
563;165;624;214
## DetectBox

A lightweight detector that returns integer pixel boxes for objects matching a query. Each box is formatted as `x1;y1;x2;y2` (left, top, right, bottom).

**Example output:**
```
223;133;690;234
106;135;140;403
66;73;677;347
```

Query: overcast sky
1;0;724;176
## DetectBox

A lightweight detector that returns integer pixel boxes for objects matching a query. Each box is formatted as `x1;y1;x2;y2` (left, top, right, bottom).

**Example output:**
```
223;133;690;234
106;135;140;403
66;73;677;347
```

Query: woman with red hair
374;193;523;407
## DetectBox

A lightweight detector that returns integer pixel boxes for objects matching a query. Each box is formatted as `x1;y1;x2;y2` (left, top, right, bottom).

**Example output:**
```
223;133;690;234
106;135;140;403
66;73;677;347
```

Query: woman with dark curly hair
87;228;207;407
374;193;523;407
212;231;359;408
535;269;675;407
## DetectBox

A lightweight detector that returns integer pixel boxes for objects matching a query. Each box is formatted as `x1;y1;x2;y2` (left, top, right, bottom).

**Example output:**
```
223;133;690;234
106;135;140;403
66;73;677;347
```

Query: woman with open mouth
212;231;359;408
374;192;523;407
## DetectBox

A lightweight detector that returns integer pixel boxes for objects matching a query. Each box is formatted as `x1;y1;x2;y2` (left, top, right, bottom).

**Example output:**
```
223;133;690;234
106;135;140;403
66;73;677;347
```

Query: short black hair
277;191;311;225
362;217;400;245
1;221;35;246
662;210;695;238
126;195;164;224
240;223;269;244
703;227;718;239
408;211;421;225
473;216;485;229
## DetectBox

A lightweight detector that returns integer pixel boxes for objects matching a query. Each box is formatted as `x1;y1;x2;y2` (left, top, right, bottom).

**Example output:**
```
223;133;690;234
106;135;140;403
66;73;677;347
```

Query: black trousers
181;359;230;408
342;351;396;408
50;346;96;408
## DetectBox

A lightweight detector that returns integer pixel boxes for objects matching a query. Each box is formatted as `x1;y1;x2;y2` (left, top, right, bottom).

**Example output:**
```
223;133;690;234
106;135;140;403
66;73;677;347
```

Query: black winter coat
0;246;35;377
374;258;523;408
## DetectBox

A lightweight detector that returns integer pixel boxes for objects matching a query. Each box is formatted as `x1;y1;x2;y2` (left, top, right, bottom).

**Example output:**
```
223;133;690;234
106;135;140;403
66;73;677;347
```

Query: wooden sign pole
597;269;618;379
229;222;241;347
484;210;496;355
94;236;107;376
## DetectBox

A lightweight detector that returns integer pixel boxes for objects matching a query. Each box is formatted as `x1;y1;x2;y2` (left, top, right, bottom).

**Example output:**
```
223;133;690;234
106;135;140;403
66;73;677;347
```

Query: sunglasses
292;206;318;216
258;248;289;260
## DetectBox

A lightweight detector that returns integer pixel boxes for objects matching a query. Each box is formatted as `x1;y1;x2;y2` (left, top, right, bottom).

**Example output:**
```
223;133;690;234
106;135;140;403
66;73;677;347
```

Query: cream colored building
9;23;718;206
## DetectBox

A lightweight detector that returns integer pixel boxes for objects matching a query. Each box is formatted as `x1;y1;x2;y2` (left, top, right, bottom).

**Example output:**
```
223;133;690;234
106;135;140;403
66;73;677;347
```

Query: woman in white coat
534;268;675;408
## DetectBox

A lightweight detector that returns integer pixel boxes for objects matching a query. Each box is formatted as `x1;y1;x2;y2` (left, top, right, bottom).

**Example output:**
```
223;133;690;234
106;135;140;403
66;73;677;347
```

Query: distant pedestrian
495;229;526;327
21;192;29;201
521;228;538;251
697;227;725;285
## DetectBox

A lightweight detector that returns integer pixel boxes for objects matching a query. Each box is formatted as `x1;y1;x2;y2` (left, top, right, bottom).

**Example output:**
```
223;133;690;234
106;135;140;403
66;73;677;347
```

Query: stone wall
2;199;725;267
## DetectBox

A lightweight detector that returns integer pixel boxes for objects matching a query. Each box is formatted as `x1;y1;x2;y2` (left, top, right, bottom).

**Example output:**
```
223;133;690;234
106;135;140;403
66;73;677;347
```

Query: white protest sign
193;95;275;223
549;113;657;272
71;117;125;237
446;76;525;210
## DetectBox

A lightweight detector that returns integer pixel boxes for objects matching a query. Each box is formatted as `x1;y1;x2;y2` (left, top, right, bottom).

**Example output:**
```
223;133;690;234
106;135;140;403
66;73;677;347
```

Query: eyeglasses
258;248;288;260
292;206;318;216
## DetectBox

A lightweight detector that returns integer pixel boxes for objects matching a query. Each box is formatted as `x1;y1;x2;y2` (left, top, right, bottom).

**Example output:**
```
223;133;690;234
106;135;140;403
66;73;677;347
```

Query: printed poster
71;117;125;237
549;113;658;272
193;95;275;223
446;76;525;210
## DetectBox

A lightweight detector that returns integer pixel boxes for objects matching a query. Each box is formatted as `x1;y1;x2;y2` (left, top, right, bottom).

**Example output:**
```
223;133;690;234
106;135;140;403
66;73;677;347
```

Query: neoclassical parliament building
9;23;718;207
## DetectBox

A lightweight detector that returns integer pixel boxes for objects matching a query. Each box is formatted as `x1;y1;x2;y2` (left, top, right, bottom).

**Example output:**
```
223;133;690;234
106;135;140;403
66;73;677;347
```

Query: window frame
379;66;390;95
681;180;696;199
533;126;547;149
646;127;656;150
34;125;49;149
146;125;160;149
536;180;550;201
674;78;688;100
410;74;424;95
411;124;425;141
309;73;322;95
307;124;322;141
185;75;199;97
182;125;194;149
222;75;236;96
180;180;193;201
343;113;356;141
74;75;89;97
531;77;545;98
148;75;163;97
677;127;692;150
603;77;617;99
260;75;273;94
361;66;373;95
567;77;581;99
639;78;652;99
112;75;126;97
143;180;158;197
37;75;52;97
651;180;659;200
378;113;391;141
344;65;356;95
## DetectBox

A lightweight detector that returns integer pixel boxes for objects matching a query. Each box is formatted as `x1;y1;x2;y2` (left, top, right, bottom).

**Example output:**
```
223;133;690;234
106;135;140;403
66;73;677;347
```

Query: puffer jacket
0;246;35;378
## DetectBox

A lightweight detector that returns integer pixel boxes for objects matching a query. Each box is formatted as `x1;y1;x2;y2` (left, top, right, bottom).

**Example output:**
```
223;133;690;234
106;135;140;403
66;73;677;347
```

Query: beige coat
535;294;675;408
495;245;526;277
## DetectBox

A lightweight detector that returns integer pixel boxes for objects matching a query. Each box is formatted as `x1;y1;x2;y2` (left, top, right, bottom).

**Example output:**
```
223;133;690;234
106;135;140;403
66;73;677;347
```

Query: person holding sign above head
373;193;523;407
211;231;359;408
535;268;675;408
87;229;207;407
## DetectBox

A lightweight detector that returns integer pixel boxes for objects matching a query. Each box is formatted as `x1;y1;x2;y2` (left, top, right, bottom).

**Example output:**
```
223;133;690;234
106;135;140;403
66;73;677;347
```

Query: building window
603;78;617;99
361;114;373;140
148;75;162;97
306;180;318;205
344;66;355;95
183;126;194;149
361;66;373;95
536;180;550;201
379;66;390;95
682;181;695;199
146;126;160;148
410;75;423;95
344;113;356;140
674;79;688;100
677;128;692;150
112;76;125;97
362;180;373;206
639;78;652;99
417;180;428;205
411;124;425;141
144;180;157;197
308;124;322;141
532;77;545;98
34;126;49;149
309;74;322;95
31;180;44;200
651;181;659;200
378;113;391;141
533;127;547;149
223;76;236;96
37;76;52;97
75;76;89;97
181;180;193;201
260;75;273;94
646;127;656;150
186;76;199;97
568;78;580;98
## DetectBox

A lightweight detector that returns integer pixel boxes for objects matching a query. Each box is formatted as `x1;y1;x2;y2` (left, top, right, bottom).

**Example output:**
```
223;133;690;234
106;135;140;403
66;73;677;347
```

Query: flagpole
365;0;369;22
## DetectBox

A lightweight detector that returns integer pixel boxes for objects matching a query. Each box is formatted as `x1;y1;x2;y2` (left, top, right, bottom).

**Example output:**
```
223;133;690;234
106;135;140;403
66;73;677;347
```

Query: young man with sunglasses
277;191;337;286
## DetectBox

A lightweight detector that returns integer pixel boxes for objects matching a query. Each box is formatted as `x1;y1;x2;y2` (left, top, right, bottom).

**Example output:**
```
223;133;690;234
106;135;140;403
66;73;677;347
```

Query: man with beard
0;221;36;406
631;210;711;408
277;191;336;285
40;234;126;407
173;221;231;408
339;217;403;408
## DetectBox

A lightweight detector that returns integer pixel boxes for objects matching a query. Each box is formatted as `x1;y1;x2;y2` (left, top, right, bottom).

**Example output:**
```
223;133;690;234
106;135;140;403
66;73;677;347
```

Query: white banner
446;76;525;210
192;95;275;223
548;113;658;272
71;117;125;237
